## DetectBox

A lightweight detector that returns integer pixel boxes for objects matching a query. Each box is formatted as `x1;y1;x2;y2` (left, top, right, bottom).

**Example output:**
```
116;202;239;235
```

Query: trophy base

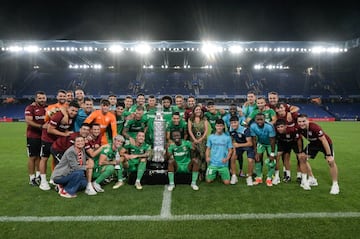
125;161;193;185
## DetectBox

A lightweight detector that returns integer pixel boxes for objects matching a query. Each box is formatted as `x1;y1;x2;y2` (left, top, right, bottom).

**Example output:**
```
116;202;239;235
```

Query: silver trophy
152;103;166;162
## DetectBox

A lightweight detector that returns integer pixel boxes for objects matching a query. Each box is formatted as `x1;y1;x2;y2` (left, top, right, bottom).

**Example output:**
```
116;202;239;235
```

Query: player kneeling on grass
205;119;233;185
51;136;95;198
117;131;151;190
92;135;125;193
167;130;200;191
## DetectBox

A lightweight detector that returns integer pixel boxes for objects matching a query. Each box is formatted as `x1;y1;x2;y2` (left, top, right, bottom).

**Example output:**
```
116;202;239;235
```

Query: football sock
255;162;262;178
117;165;123;181
192;172;199;185
168;172;175;185
40;174;47;182
265;158;276;178
136;161;146;181
301;173;308;183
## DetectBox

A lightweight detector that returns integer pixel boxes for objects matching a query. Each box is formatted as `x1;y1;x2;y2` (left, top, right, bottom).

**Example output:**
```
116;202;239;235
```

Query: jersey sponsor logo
34;115;45;120
174;151;186;157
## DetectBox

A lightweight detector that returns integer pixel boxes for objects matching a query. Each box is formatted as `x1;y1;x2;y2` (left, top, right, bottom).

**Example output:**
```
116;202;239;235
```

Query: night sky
1;0;359;41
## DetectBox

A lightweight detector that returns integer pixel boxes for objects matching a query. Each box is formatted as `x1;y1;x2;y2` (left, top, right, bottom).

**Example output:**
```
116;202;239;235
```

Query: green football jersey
124;115;148;139
168;140;192;164
166;120;188;140
204;111;222;133
124;142;151;160
100;144;122;161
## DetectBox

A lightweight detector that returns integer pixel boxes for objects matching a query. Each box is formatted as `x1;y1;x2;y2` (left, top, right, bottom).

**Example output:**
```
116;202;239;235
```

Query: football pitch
0;122;359;238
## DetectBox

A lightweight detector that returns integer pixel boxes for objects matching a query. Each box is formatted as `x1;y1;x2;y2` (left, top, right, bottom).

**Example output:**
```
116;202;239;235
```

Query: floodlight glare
24;45;39;53
109;45;124;53
9;46;23;52
311;47;326;54
229;45;244;54
201;42;223;55
135;43;151;54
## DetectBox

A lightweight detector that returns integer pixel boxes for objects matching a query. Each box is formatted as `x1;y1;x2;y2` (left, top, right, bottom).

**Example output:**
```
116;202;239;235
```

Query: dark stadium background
1;0;359;120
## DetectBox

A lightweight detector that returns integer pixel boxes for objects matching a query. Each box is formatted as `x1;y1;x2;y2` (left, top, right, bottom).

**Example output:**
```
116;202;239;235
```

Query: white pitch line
1;212;360;222
160;185;172;218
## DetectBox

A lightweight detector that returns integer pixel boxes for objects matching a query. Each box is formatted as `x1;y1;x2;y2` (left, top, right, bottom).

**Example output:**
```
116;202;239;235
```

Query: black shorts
235;147;255;160
304;143;334;159
40;141;53;158
27;138;42;157
50;147;64;165
277;141;301;154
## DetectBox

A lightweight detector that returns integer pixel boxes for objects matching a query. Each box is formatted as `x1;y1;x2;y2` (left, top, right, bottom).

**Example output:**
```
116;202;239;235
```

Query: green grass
0;122;359;238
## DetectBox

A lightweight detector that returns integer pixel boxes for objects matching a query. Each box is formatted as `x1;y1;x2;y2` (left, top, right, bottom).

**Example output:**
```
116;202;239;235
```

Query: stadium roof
1;1;359;41
1;39;357;72
1;39;357;52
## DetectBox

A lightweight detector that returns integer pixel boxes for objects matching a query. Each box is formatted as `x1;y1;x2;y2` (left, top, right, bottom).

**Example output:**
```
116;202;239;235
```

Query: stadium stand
1;41;359;120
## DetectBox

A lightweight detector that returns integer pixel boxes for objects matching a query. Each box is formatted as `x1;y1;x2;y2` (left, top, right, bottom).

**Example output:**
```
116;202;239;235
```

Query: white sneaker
135;181;143;190
309;177;318;186
272;176;281;185
300;181;311;190
113;181;124;189
191;184;199;191
92;182;104;192
230;174;238;185
168;184;175;191
330;184;340;195
85;186;97;195
49;179;56;186
246;176;253;186
39;180;51;191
